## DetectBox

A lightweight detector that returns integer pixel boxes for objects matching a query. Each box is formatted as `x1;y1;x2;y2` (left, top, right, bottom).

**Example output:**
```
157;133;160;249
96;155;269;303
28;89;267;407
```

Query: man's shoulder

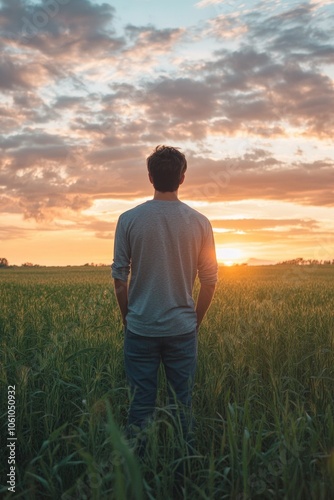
118;200;212;229
179;202;212;225
118;202;148;221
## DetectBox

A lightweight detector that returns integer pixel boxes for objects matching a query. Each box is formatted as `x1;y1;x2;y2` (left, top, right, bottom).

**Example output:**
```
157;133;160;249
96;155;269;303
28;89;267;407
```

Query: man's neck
153;190;179;201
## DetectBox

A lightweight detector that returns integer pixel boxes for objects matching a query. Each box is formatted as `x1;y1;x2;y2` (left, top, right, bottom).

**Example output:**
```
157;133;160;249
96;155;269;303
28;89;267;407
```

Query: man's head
147;145;187;192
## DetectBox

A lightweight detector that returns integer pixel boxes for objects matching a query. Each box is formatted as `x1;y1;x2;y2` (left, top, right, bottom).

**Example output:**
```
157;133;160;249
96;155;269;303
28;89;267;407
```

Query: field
1;265;334;499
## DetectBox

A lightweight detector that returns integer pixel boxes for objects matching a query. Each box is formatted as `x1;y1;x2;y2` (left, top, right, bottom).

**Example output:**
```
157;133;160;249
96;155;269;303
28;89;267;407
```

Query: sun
216;246;243;266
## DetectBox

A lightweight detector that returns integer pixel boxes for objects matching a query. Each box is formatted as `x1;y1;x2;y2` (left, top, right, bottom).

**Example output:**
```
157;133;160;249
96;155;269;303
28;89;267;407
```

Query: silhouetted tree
0;257;9;267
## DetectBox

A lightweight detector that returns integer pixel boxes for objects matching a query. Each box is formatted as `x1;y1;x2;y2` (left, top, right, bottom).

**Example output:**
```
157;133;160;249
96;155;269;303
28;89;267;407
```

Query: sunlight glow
215;246;243;265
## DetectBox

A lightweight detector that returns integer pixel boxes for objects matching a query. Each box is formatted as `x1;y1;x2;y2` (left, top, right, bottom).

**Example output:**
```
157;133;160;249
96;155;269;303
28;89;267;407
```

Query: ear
179;173;185;185
148;172;153;184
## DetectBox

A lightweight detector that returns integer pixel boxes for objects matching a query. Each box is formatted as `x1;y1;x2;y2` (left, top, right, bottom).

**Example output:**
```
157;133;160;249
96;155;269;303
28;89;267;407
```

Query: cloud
0;224;31;239
0;0;122;56
198;51;334;137
144;77;216;122
196;2;334;137
210;216;331;249
211;218;319;231
54;95;84;109
195;0;230;7
181;155;334;206
124;24;184;51
0;128;149;219
205;13;248;39
104;2;334;141
248;2;334;63
1;130;333;223
0;0;333;227
0;56;30;89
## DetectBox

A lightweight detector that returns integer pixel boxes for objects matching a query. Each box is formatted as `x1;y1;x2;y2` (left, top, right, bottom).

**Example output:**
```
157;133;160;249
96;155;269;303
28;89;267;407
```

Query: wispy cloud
195;0;229;8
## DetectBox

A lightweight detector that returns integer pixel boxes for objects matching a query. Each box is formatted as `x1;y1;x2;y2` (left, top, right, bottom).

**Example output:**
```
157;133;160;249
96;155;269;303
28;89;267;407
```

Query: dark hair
147;145;187;192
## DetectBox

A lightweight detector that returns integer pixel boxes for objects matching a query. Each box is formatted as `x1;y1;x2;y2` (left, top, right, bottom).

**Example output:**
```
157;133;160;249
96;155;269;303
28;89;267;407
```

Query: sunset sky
0;0;333;266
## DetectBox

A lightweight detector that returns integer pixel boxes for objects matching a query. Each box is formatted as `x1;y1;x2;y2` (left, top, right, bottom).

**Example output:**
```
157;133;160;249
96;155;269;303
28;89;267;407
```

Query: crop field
1;265;334;499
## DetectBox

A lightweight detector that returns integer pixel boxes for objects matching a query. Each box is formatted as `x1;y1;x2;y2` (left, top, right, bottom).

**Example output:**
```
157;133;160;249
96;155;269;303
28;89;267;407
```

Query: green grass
1;265;334;499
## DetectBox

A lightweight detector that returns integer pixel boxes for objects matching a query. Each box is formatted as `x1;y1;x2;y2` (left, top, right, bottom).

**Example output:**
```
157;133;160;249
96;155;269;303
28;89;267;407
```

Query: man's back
112;145;217;447
112;199;217;336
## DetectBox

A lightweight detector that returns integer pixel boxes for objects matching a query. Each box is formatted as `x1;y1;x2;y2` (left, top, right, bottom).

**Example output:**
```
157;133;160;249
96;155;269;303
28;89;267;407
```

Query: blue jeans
124;328;198;440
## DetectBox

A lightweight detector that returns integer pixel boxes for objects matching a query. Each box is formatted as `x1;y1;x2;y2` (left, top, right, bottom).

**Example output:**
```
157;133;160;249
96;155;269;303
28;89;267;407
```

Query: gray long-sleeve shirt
111;199;218;336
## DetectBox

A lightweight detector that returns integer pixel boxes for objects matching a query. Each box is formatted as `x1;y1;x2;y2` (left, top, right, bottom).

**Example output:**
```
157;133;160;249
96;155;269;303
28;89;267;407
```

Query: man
111;145;217;446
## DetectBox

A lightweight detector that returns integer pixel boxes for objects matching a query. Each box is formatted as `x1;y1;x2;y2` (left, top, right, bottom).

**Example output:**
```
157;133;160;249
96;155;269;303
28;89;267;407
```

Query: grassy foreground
1;265;334;499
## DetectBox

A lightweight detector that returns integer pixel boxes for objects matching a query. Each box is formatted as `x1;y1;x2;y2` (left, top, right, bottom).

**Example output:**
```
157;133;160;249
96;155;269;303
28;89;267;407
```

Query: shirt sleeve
198;221;218;285
111;215;131;281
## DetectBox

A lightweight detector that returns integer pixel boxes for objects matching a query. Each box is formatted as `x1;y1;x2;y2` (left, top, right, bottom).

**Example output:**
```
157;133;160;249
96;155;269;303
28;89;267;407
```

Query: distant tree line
83;263;108;267
0;258;108;268
276;257;334;265
0;258;43;268
2;256;333;268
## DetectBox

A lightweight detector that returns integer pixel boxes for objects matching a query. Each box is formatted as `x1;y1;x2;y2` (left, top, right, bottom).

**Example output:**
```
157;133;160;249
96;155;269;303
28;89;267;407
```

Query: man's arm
195;283;216;328
114;279;128;326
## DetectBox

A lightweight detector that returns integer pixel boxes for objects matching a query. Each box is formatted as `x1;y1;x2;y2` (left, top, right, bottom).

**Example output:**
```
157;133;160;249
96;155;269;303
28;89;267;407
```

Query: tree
0;257;9;267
